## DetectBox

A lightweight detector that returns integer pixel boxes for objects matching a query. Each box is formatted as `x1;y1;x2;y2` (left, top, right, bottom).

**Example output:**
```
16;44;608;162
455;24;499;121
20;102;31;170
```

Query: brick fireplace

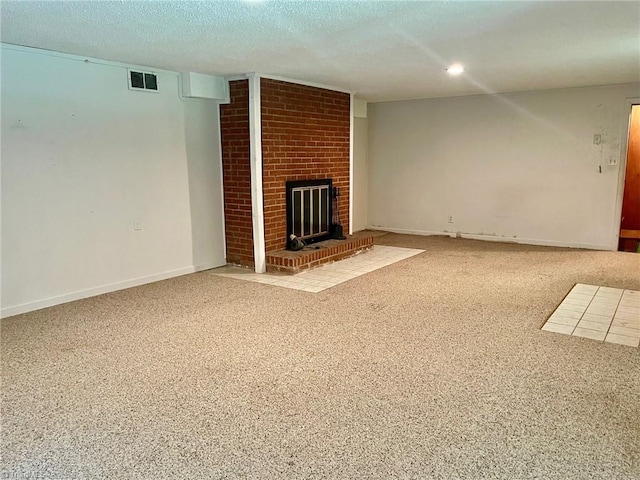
220;80;253;267
220;77;371;272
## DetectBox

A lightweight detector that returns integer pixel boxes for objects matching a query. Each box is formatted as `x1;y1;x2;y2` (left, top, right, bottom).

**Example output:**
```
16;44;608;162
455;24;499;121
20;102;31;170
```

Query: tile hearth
213;245;423;293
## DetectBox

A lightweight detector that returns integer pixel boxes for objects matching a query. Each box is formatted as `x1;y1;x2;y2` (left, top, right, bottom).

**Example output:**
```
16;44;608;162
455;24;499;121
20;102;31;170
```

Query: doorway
619;104;640;252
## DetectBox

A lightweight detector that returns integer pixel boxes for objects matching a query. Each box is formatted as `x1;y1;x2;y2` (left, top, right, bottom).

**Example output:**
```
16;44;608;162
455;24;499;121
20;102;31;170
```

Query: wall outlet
134;220;142;231
608;157;618;166
448;215;454;223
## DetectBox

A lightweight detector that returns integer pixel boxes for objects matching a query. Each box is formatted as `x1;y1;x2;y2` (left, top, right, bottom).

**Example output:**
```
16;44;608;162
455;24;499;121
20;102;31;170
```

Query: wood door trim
620;229;640;239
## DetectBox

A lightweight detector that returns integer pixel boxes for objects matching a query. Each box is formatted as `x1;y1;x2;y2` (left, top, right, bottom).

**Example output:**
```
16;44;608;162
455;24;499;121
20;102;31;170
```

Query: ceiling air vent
128;69;158;92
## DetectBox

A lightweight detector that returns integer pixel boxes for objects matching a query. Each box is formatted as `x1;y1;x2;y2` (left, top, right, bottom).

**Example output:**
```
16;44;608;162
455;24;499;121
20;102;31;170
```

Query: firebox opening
286;179;333;249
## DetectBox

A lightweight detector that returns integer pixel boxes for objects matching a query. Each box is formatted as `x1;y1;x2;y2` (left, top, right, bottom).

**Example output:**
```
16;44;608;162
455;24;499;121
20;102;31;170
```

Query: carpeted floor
2;233;639;479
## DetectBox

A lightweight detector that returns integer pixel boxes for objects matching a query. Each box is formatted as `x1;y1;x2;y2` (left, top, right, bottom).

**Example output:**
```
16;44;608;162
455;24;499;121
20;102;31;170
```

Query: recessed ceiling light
446;64;464;76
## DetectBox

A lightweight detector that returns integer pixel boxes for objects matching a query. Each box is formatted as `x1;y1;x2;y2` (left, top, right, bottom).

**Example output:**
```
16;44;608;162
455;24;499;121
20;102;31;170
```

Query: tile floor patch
542;284;640;349
541;322;575;335
212;245;424;293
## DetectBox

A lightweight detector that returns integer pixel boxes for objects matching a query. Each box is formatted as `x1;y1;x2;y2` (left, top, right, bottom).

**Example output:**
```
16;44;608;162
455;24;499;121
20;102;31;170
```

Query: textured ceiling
1;1;639;102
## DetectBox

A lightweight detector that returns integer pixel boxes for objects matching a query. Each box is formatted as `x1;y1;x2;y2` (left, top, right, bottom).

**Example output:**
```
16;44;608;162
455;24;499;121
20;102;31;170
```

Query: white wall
1;45;226;317
352;116;368;232
368;83;640;250
183;100;226;271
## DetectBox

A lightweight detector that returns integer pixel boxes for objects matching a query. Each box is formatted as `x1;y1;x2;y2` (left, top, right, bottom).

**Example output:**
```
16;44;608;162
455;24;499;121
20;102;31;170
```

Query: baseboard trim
367;226;612;251
193;260;225;272
1;266;196;319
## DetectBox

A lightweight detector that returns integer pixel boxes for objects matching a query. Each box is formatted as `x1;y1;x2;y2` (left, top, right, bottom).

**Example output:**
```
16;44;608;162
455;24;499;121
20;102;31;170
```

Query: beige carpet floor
2;234;639;479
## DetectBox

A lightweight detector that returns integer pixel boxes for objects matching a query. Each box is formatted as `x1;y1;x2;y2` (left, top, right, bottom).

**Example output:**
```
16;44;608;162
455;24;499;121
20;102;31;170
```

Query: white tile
619;301;640;310
551;309;583;319
605;334;640;347
561;297;592;307
336;273;359;280
371;250;394;259
296;280;319;288
567;289;595;296
298;270;324;278
580;313;613;324
321;269;351;276
608;325;640;338
305;278;333;286
360;265;381;273
211;247;424;290
611;318;640;330
371;261;394;268
585;306;617;316
590;297;620;305
594;292;622;300
286;285;308;291
592;289;620;296
595;287;623;294
547;316;580;327
587;304;616;315
557;302;587;313
337;258;357;265
621;298;640;305
598;286;624;293
347;268;369;275
616;295;639;302
351;261;373;268
305;285;326;293
278;282;304;290
572;284;599;294
613;310;640;321
594;298;622;306
566;293;595;302
587;301;617;308
620;290;640;296
555;303;587;313
315;267;341;276
575;320;610;332
572;327;606;341
615;305;640;315
622;290;640;297
542;322;575;335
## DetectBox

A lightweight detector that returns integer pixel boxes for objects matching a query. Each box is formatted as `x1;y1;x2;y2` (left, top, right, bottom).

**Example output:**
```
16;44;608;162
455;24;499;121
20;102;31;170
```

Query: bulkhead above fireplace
286;179;332;249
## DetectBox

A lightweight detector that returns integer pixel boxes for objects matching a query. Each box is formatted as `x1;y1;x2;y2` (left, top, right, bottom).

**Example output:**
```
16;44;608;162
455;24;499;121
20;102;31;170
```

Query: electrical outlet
593;134;602;145
134;220;142;231
448;215;454;223
608;157;618;166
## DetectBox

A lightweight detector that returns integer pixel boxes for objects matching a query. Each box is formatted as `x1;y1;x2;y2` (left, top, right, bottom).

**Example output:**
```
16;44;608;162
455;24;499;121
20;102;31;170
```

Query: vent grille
128;69;158;92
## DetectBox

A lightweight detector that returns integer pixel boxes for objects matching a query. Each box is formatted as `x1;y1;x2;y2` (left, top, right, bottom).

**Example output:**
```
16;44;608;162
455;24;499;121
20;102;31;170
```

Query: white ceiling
1;1;639;102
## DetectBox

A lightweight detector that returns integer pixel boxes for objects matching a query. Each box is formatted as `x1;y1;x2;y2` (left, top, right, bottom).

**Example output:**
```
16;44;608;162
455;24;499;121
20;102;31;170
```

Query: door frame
612;98;640;251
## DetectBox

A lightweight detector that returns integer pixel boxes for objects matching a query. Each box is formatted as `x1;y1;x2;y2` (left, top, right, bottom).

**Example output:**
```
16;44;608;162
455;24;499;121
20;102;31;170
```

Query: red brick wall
220;80;254;267
261;78;350;252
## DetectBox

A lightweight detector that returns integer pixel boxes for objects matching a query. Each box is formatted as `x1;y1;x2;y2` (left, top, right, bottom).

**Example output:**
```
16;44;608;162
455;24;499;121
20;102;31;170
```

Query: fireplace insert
286;179;332;249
